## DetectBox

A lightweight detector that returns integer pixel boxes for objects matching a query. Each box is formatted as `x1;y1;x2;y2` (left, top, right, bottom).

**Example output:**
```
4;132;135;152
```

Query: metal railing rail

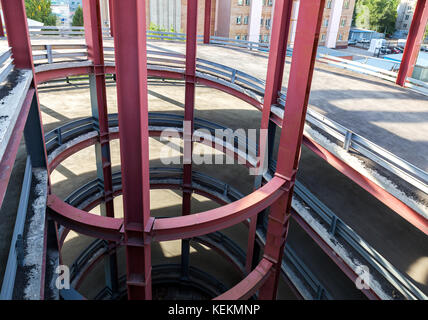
293;180;427;300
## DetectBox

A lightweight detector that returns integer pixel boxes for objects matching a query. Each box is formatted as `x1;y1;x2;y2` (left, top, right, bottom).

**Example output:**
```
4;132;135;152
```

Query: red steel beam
111;0;152;300
259;0;326;300
182;0;199;217
396;0;428;86
0;0;33;70
213;258;273;300
203;0;212;44
246;0;294;274
153;176;286;241
0;89;34;208
83;0;118;295
83;0;115;218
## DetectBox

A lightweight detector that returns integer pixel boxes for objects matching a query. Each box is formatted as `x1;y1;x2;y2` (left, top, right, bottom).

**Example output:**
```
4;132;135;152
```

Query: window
340;18;346;27
238;0;244;5
403;24;408;28
242;35;248;40
323;18;329;27
263;34;269;42
321;34;326;41
244;16;249;25
265;18;271;29
235;35;241;40
338;34;343;41
260;18;264;26
245;0;251;5
236;16;242;24
344;0;350;9
326;0;332;9
259;35;263;42
405;15;410;20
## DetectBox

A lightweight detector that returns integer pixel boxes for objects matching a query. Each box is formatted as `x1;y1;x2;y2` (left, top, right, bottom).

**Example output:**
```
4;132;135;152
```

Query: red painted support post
396;0;428;86
259;0;326;300
83;0;118;295
109;0;114;37
245;0;294;274
181;0;198;277
203;0;212;44
112;0;152;300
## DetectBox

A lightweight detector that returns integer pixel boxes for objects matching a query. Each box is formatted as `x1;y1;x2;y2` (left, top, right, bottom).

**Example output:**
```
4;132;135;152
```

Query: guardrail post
259;0;326;300
396;0;428;86
343;130;353;151
112;0;152;300
245;0;294;275
181;0;198;280
83;0;119;297
46;45;53;64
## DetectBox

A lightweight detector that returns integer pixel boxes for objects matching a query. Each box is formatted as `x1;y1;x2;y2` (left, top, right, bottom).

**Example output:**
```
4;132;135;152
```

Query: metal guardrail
0;156;32;299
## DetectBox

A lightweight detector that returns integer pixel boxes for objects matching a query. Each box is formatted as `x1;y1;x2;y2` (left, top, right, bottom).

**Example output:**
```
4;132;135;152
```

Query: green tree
25;0;57;26
72;6;84;26
353;0;399;35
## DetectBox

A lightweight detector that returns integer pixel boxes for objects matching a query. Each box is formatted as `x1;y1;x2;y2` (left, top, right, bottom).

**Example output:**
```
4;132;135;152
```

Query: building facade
396;0;417;34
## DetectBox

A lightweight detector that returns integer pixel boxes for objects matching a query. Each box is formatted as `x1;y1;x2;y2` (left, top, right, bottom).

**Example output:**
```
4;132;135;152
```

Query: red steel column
1;0;50;299
203;0;212;44
396;0;428;86
181;0;198;277
259;0;326;300
245;0;294;274
112;0;152;300
83;0;118;295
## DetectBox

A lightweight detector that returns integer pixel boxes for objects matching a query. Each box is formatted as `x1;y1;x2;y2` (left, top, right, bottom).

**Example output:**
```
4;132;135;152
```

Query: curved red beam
213;258;273;300
152;176;286;241
48;194;123;241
